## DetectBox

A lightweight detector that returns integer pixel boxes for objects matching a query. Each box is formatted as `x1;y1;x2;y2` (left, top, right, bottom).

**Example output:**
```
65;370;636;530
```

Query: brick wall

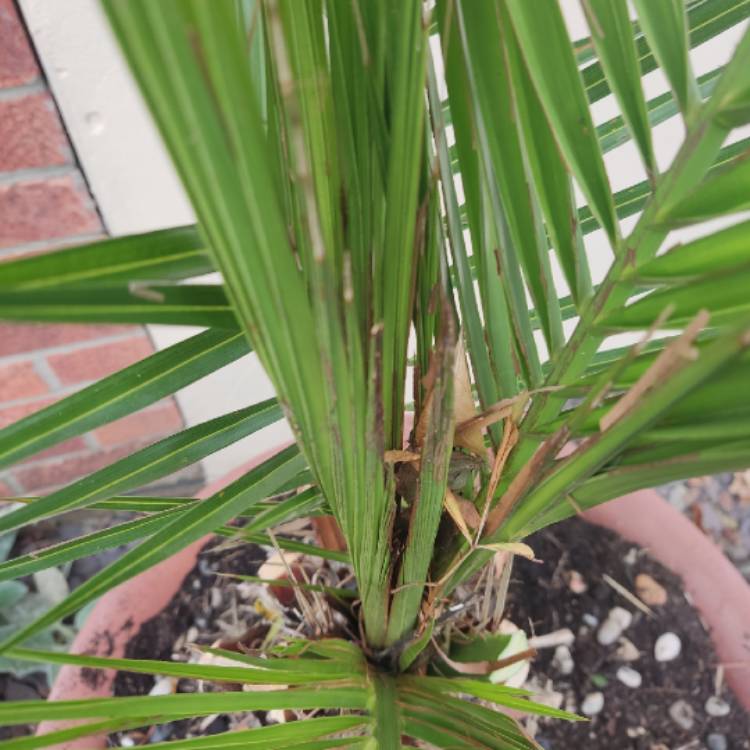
0;0;201;498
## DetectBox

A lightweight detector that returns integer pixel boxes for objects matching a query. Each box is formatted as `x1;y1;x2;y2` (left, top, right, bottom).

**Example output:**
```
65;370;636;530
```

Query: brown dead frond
600;309;709;431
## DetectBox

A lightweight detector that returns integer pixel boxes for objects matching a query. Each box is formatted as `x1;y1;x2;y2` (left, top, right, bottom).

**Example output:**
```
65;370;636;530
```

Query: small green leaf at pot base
590;673;609;689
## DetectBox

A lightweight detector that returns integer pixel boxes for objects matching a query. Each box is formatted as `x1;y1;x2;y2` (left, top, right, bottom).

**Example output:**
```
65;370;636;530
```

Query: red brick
0;397;54;429
0;360;48;401
14;442;139;493
0;323;133;357
48;336;154;386
0;92;71;171
0;0;39;87
94;401;183;448
0;480;12;498
0;176;101;249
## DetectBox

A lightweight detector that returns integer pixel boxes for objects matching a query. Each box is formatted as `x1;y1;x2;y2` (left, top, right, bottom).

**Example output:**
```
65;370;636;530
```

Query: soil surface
507;517;750;749
110;536;324;744
113;538;267;697
109;516;750;749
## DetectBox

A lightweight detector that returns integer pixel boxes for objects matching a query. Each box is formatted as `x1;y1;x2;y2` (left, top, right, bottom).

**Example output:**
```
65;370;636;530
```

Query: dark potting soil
110;519;750;748
507;517;750;749
112;538;266;697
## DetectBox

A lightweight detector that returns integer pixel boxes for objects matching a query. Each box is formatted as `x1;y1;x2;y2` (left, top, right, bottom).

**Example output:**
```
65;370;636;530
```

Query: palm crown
0;1;749;747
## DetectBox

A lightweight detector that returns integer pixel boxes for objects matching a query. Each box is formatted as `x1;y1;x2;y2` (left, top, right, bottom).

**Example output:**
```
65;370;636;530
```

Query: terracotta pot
584;488;750;710
38;448;283;748
39;478;750;746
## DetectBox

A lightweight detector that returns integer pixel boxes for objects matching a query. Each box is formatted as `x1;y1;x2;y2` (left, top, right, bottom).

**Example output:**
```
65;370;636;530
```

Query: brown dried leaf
384;449;421;464
600;309;709;431
452;339;485;455
444;488;481;544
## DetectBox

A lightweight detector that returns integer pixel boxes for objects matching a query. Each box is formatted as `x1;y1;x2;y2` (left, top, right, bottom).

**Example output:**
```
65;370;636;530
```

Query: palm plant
0;0;749;746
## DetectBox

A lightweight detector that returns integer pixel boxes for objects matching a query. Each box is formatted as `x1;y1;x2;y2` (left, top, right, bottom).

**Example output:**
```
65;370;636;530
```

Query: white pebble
654;632;682;662
267;709;287;724
705;696;731;717
582;613;599;628
119;738;135;748
149;677;175;696
616;666;642;688
581;691;604;717
609;607;633;629
552;645;574;675
528;628;575;649
597;607;633;646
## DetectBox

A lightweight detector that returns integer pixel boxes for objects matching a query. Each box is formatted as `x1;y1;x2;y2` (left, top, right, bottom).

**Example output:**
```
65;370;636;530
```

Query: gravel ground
659;471;750;580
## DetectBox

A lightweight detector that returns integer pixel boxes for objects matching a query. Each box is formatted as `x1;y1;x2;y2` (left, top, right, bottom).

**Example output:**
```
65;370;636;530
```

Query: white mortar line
0;79;45;102
0;163;78;186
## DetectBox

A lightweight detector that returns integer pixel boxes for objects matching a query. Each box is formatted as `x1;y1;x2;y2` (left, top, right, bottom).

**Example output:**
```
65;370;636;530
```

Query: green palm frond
0;0;749;747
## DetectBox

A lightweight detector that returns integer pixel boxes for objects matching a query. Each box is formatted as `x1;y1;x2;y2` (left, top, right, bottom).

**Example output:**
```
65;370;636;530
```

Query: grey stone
668;699;694;731
707;733;728;750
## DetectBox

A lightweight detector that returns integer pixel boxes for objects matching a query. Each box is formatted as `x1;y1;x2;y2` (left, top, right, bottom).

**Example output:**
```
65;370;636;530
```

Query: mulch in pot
110;536;346;744
507;517;750;749
108;518;749;748
111;538;267;698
